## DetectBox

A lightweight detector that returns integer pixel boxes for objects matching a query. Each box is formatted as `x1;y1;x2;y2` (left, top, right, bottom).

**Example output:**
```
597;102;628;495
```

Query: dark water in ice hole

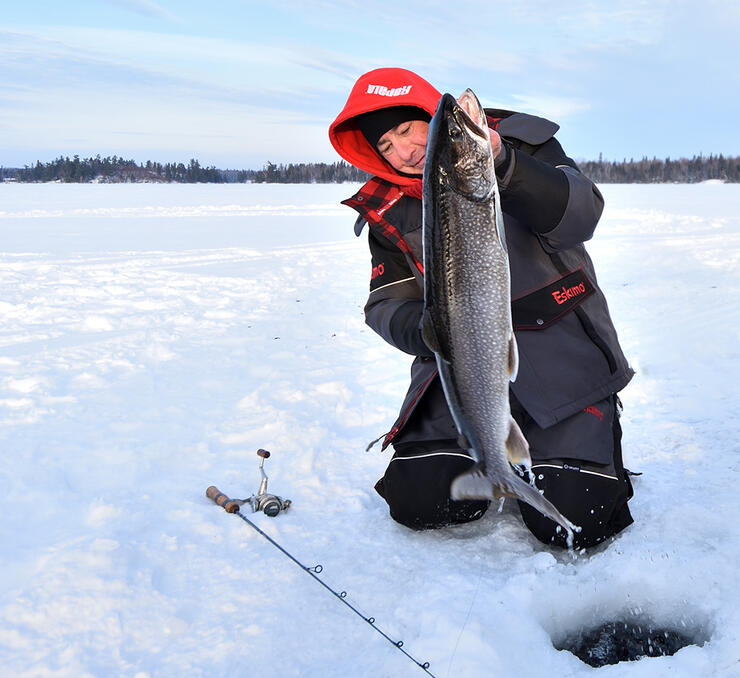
554;617;706;667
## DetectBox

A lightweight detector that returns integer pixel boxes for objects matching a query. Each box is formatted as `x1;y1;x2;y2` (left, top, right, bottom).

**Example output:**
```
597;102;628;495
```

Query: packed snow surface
1;182;739;677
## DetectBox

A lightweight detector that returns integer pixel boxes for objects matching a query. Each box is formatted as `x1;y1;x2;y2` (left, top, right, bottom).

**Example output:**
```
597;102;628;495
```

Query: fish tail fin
451;468;580;540
502;474;580;539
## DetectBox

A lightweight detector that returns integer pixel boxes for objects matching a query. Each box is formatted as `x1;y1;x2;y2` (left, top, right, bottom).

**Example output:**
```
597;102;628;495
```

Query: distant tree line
234;161;370;183
1;155;224;183
0;156;370;184
580;153;740;183
1;153;738;184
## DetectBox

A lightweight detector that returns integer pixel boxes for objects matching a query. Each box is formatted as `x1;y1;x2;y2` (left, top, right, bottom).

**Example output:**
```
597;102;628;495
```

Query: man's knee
517;461;634;549
375;442;489;530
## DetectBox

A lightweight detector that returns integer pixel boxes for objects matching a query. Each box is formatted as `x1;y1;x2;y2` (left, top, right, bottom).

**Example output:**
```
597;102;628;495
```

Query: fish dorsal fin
508;332;519;382
505;415;531;469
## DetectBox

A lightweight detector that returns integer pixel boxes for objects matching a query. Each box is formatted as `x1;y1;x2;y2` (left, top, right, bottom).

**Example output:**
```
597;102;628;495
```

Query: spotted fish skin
421;89;578;540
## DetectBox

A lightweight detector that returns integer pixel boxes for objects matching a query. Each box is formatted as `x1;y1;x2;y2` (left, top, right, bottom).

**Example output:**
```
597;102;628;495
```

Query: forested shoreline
1;153;738;184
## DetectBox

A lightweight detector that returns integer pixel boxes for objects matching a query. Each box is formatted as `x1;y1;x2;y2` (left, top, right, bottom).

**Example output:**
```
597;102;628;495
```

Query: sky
1;0;738;169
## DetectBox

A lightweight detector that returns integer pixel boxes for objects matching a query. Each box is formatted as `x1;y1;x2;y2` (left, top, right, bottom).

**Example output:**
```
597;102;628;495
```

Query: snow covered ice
1;182;739;677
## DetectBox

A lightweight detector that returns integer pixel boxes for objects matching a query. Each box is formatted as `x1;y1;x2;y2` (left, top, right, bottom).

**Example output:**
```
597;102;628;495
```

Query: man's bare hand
489;128;502;162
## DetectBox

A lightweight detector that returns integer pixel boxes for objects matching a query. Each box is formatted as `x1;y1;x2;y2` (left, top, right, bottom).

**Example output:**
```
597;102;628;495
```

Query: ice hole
552;610;711;668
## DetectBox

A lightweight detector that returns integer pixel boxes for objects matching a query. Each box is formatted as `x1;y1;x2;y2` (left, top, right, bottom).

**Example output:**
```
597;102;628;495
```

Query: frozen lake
1;181;738;677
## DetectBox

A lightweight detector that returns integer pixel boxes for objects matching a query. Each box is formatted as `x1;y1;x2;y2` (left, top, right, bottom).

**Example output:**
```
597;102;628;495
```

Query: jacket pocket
511;268;595;330
520;396;615;466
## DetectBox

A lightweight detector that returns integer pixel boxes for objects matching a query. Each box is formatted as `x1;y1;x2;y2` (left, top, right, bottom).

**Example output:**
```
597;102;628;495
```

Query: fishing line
207;486;436;677
446;553;485;677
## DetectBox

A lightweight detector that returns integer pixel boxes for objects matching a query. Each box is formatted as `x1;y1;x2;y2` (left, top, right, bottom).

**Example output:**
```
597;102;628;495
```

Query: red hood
328;68;442;191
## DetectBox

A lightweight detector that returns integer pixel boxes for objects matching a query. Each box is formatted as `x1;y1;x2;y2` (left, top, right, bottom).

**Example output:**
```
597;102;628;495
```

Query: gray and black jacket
342;109;634;450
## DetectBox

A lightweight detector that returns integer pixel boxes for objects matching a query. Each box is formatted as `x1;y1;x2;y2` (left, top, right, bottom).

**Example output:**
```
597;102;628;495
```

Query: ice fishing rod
206;451;436;677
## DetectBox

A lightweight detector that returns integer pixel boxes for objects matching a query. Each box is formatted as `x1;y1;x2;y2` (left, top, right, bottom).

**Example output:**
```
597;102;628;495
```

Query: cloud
0;76;336;167
505;94;592;121
0;29;340;165
2;1;737;165
273;0;672;51
105;0;183;22
0;28;348;117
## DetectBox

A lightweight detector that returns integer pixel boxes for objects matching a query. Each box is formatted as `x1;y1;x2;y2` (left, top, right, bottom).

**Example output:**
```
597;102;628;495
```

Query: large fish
421;89;578;542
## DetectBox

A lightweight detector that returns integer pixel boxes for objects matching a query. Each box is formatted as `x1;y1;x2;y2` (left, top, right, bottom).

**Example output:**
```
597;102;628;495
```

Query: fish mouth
455;90;488;132
452;106;488;142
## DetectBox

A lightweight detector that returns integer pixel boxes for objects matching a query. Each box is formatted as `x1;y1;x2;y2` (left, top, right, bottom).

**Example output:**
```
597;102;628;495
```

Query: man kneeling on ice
328;68;635;549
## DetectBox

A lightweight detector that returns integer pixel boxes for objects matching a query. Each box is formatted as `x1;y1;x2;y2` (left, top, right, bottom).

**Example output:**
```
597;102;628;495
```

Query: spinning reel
206;448;291;517
247;448;291;517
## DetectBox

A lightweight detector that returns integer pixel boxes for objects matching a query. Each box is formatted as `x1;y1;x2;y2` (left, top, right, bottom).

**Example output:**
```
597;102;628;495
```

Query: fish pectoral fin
451;467;524;502
457;433;471;451
450;468;496;501
508;332;519;382
452;464;581;538
506;416;531;468
421;311;443;356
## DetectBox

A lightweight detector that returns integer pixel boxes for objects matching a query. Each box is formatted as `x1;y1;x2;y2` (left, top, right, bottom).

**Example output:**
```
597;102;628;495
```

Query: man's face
375;120;429;175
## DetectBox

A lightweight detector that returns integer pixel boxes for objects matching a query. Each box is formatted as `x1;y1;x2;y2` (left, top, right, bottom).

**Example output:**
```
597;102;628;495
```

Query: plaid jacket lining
342;177;424;275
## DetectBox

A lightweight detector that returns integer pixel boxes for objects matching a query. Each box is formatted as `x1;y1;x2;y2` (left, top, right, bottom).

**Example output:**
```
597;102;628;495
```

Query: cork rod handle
206;486;241;513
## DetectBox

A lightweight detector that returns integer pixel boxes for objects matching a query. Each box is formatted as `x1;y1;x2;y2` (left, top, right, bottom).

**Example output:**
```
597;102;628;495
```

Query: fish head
428;89;495;201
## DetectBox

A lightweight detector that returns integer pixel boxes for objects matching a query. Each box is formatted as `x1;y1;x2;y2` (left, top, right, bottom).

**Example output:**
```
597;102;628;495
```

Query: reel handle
257;449;271;459
206;486;241;513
